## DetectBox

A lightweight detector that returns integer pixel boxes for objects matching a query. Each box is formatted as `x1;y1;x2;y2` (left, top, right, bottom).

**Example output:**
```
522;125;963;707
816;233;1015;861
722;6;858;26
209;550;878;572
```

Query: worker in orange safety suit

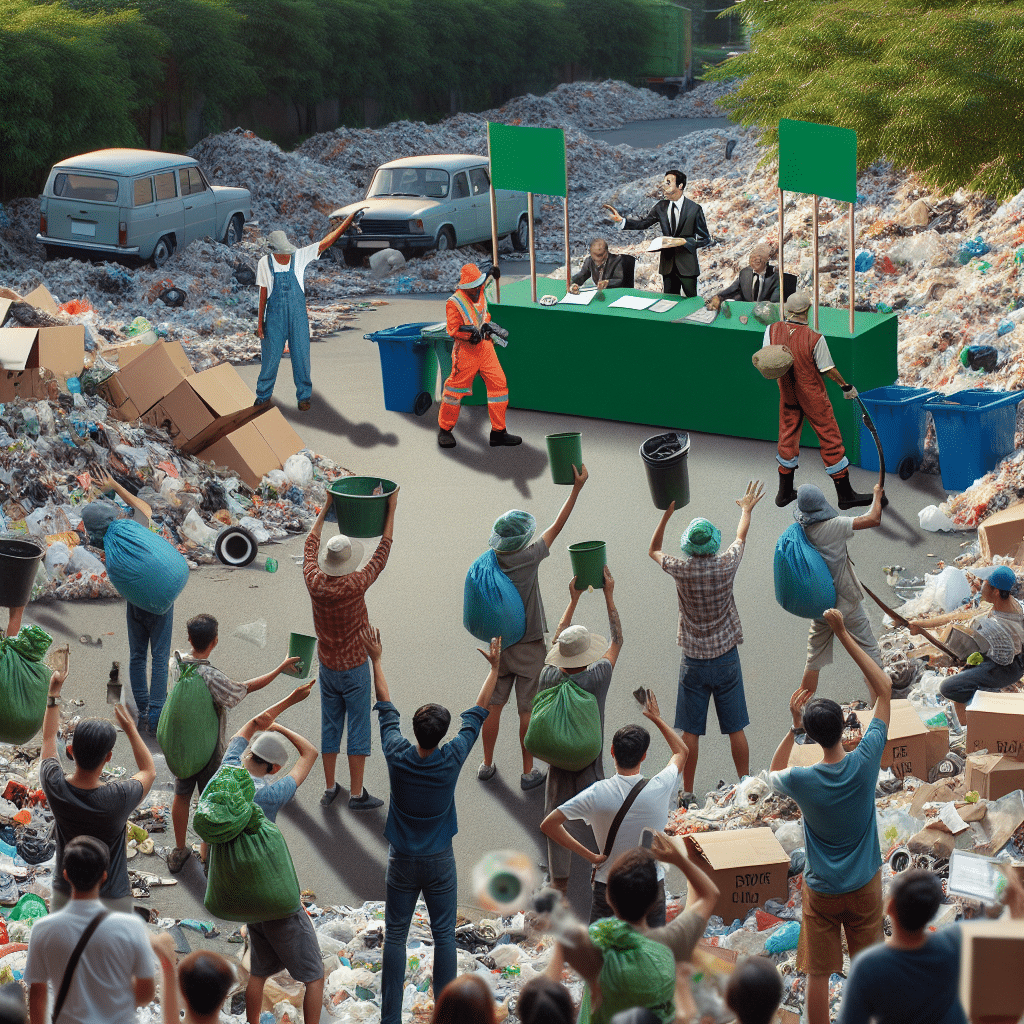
764;292;874;510
437;263;522;449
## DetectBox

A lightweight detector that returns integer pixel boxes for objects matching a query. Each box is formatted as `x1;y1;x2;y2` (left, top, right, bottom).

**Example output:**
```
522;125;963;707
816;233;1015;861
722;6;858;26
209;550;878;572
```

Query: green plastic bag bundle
196;766;301;923
0;625;53;744
156;656;219;780
524;675;602;772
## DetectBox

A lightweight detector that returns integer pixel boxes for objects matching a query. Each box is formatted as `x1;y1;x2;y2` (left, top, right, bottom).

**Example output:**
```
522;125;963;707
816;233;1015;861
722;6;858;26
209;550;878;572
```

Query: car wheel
152;236;175;268
224;215;244;246
511;215;529;252
436;227;455;252
342;249;364;267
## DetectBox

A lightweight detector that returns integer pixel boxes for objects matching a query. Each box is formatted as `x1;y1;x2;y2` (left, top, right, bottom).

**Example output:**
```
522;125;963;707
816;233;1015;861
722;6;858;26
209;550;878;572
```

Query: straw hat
317;534;365;576
544;625;608;669
458;263;487;289
268;230;296;255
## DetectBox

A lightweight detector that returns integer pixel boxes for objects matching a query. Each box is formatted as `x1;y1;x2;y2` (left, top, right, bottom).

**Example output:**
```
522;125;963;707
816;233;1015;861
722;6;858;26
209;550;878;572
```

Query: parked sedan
328;154;529;265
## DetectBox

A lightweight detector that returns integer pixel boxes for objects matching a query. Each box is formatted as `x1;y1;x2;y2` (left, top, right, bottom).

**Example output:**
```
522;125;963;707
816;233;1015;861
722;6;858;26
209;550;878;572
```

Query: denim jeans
382;845;457;1024
126;602;173;728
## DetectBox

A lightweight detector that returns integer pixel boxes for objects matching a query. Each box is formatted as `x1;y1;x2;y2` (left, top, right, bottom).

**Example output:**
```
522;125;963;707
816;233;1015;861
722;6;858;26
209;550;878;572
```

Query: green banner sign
778;119;857;203
488;122;567;197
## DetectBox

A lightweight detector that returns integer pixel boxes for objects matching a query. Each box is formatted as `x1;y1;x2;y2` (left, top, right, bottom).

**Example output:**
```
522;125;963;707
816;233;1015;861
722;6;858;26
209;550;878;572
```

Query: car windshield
367;167;450;199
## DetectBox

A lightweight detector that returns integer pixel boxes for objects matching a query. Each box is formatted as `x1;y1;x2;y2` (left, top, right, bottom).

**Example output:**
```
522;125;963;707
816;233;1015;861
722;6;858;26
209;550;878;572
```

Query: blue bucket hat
80;500;121;549
682;518;721;556
489;510;536;553
989;565;1017;593
794;485;839;526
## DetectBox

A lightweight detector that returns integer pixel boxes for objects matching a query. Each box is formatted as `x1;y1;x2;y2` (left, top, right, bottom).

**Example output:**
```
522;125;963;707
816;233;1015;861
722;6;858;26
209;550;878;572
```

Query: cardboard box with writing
966;692;1024;759
959;919;1024;1022
114;340;194;416
855;702;930;779
199;408;303;488
965;753;1024;801
684;828;790;924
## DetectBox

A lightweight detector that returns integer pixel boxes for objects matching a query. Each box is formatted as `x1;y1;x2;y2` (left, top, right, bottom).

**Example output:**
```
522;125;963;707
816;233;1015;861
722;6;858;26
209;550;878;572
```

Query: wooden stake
778;187;784;303
563;196;570;292
528;192;537;303
812;195;819;332
849;201;855;334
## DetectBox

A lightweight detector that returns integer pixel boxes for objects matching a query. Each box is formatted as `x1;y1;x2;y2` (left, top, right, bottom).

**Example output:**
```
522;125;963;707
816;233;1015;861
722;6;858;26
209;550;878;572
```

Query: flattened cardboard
787;741;823;767
23;283;59;315
965;753;1024;801
856;703;930;779
966;692;1024;759
114;340;194;415
979;501;1024;559
684;827;790;923
959;919;1024;1021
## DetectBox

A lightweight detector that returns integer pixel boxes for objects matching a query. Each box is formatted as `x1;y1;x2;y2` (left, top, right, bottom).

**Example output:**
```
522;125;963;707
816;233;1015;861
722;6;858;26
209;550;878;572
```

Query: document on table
648;299;677;314
683;306;719;324
608;295;658;310
559;290;598;305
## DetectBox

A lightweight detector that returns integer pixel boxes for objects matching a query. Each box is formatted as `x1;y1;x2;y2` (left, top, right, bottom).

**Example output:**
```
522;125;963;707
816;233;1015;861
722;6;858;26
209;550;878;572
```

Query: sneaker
166;847;191;874
298;400;312;412
320;783;342;807
348;788;384;811
477;762;497;781
521;769;546;791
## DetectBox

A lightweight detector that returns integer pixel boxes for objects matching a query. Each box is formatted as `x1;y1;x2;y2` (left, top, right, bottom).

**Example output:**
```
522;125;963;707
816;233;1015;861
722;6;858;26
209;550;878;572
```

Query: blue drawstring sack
464;550;526;646
104;519;189;615
774;522;837;618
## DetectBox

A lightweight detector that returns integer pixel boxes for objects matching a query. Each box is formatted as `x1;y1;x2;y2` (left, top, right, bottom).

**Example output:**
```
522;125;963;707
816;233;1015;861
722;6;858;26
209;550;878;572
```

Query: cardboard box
855;702;931;779
965;753;1024;800
925;725;950;774
96;374;130;409
22;283;59;315
114;340;194;415
684;828;790;923
109;397;140;423
979;501;1024;559
966;692;1024;758
787;741;823;767
959;919;1024;1021
0;324;84;381
0;368;49;402
199;408;303;488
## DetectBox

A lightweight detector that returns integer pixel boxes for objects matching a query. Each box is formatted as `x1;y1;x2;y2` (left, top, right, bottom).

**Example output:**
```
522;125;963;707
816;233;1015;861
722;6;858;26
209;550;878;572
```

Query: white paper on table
558;290;598;306
608;295;658;310
649;299;678;314
938;802;969;834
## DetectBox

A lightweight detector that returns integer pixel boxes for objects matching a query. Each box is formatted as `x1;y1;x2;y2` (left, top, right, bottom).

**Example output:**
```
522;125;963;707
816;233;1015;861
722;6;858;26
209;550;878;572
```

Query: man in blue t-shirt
769;608;892;1024
363;626;498;1024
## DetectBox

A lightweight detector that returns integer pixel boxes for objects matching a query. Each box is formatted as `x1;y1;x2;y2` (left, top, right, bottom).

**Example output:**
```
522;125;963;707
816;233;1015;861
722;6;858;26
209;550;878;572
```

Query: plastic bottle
265;557;278;573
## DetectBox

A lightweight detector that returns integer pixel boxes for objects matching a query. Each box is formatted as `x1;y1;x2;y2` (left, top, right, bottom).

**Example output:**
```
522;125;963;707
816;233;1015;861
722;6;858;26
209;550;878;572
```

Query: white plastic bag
180;508;218;549
284;453;313;488
43;541;71;577
773;820;805;855
929;566;971;612
919;504;958;532
67;545;107;576
266;469;289;491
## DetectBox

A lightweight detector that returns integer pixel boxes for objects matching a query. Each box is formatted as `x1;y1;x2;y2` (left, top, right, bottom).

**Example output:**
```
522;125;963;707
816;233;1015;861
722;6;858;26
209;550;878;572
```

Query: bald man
707;244;779;309
569;239;624;294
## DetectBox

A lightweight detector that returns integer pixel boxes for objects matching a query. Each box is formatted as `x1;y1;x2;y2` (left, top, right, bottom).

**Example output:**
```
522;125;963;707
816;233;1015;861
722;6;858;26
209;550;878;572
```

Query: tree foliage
707;0;1024;201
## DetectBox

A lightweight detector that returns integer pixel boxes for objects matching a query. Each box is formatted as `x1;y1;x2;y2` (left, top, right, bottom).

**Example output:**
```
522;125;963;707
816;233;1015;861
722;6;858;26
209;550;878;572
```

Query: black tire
152;236;175;267
224;214;244;246
436;227;455;252
342;248;364;267
510;215;529;252
898;455;916;480
413;391;433;416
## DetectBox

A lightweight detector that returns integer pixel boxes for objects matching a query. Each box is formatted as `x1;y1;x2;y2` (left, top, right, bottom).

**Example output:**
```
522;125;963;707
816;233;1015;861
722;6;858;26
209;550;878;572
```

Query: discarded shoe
349;788;384;811
478;762;497;781
521;768;546;791
490;428;523;447
438;428;456;449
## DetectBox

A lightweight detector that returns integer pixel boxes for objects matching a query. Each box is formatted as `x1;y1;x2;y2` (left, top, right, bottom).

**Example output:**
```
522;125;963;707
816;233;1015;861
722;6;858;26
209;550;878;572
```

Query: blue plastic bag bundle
956;236;991;265
104;519;189;614
854;250;875;272
774;523;837;619
464;550;526;646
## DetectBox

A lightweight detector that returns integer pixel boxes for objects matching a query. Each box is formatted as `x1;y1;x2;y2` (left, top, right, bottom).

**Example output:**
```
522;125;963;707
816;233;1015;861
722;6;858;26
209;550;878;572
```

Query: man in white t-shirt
26;836;156;1024
255;210;362;412
540;692;688;926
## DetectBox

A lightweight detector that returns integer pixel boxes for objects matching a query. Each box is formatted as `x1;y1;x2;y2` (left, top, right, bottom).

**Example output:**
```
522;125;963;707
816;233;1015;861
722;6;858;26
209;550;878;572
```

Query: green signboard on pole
778;119;857;203
488;123;567;197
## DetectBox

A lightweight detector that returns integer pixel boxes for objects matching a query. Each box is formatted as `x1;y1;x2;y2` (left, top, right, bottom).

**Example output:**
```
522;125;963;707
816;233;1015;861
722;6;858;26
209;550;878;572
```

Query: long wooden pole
486;129;500;302
778;188;784;306
528;192;537;304
812;195;819;332
563;196;570;292
849;201;855;334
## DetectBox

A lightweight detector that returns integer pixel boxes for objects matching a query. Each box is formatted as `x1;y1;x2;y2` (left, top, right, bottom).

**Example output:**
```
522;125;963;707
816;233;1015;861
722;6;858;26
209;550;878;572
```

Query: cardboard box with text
965;753;1024;801
855;702;930;779
966;692;1024;759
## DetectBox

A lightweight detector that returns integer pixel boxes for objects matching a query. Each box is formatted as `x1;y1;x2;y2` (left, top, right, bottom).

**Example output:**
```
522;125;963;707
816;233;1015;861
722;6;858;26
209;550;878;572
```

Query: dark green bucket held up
568;541;606;590
285;633;317;679
545;432;583;485
328;477;397;538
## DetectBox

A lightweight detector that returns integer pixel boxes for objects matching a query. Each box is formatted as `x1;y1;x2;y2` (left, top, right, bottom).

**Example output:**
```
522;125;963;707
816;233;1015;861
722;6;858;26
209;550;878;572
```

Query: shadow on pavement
285;802;388;895
279;390;400;451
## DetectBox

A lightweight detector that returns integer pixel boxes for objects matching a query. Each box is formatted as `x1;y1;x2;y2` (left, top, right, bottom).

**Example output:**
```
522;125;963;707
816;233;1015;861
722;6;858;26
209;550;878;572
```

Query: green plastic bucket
545;432;583;485
285;632;317;679
328;477;397;538
568;541;606;590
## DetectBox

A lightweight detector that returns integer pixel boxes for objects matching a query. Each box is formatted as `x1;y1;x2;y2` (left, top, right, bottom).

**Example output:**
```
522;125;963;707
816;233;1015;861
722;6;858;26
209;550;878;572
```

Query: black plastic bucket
0;536;45;607
640;432;690;510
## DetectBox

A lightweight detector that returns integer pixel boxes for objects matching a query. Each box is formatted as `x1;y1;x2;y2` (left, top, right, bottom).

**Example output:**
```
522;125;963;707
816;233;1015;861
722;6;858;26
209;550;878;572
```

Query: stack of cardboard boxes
965;692;1024;799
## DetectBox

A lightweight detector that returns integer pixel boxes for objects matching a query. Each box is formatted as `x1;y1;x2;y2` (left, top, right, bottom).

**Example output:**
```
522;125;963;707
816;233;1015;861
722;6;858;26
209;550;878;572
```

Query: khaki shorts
796;870;882;977
492;638;546;713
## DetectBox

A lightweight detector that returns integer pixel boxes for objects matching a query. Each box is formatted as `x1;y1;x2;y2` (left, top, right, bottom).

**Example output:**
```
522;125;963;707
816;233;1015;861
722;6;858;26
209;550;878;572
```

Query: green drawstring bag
194;765;255;844
524;675;602;772
0;625;53;745
156;654;219;780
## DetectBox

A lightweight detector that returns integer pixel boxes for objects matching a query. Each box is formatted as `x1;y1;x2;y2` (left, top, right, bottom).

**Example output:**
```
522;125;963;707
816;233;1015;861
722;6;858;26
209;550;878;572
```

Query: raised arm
268;722;318;786
823;608;892;726
476;637;502;708
233;681;314;744
541;465;588;550
242;655;302;694
319;207;367;254
649;501;676;564
41;665;69;761
641;690;687;771
361;626;390;704
309;493;331;539
150;933;179;1024
603;566;623;668
852;484;885;530
650;832;720;924
734;480;764;545
114;703;156;796
89;463;152;523
553;577;583;643
769;687;813;773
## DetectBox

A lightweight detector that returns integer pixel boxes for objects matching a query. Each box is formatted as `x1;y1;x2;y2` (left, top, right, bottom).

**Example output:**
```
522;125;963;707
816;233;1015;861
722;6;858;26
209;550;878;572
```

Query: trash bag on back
0;625;53;744
197;766;301;923
774;522;837;619
524;675;602;772
104;519;188;615
156;655;218;780
464;550;526;646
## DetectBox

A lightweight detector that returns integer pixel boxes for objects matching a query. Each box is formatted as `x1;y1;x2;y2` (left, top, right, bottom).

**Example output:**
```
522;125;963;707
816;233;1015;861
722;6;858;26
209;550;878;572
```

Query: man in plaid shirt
304;487;398;810
648;481;764;806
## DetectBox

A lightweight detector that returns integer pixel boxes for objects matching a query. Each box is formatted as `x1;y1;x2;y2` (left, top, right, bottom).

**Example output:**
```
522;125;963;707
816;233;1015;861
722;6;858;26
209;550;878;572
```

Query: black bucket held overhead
0;536;45;608
640;432;690;511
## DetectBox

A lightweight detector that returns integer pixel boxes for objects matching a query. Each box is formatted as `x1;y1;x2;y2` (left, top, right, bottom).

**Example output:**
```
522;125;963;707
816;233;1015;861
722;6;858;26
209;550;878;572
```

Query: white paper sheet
558;290;598;306
938;802;969;834
608;295;658;310
649;299;678;314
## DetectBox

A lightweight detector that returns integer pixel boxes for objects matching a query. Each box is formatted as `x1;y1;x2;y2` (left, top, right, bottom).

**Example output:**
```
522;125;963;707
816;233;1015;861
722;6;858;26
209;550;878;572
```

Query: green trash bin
422;323;486;406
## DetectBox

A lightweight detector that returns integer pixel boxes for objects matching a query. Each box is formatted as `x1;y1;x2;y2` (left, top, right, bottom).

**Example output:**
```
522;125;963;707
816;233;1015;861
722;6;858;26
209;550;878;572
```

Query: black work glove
458;326;482;344
351;208;367;226
486;263;501;281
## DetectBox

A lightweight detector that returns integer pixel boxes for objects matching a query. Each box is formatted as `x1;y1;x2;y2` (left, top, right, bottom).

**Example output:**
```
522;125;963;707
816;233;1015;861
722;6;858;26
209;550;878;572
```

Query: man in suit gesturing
706;243;779;309
604;170;711;296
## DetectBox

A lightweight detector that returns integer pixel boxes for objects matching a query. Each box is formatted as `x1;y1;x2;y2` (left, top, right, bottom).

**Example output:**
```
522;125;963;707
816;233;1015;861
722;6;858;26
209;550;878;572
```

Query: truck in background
639;1;693;98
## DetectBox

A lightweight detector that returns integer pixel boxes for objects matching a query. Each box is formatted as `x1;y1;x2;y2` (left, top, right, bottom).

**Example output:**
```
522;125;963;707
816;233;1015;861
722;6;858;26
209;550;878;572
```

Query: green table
489;279;898;464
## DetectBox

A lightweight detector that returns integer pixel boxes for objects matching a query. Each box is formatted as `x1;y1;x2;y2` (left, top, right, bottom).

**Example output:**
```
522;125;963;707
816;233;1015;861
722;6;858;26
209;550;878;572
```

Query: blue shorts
674;646;750;736
319;660;372;756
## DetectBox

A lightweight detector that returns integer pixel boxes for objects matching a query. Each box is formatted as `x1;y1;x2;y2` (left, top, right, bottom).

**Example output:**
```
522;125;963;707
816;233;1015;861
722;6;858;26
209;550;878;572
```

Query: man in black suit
604;169;710;296
569;238;624;294
707;243;779;309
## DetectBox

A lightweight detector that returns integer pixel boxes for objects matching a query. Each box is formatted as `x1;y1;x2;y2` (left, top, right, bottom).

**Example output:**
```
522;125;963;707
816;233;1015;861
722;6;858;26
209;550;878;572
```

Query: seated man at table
569;239;624;294
706;243;779;309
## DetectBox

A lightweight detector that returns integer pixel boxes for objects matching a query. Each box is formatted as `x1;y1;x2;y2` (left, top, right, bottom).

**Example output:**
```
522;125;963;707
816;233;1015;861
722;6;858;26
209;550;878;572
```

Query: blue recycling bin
857;385;933;479
925;388;1024;492
366;323;437;415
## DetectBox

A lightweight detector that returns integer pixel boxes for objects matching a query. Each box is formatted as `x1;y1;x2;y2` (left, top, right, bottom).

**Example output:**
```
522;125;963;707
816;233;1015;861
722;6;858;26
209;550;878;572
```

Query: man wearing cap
764;291;874;509
438;262;521;449
706;243;780;308
795;483;886;697
304;488;398;810
478;466;589;789
256;209;364;412
649;482;764;805
938;566;1024;723
569;239;625;294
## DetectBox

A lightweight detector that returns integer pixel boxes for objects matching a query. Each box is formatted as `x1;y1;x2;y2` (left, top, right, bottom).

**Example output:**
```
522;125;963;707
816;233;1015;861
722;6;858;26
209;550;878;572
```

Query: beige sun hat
785;291;812;315
268;230;297;254
544;624;608;670
317;534;365;576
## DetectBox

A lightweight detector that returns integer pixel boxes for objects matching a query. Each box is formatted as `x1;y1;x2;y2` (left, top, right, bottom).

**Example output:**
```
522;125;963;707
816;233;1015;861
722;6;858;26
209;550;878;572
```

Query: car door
127;176;161;257
179;166;217;244
446;171;473;245
467;166;493;241
152;168;185;244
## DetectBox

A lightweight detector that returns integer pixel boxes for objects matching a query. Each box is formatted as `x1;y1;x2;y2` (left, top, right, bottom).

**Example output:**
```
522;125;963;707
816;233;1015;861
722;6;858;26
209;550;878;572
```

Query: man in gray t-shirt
478;465;589;790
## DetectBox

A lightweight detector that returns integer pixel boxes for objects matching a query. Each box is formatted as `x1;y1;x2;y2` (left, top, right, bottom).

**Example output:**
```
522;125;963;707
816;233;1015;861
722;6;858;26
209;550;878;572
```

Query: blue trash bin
857;385;933;479
366;323;438;415
925;388;1024;492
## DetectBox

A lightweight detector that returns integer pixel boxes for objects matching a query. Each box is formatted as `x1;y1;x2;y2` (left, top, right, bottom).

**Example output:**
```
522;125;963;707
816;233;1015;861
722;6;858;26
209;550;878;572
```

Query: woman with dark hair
431;975;497;1024
517;977;574;1024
